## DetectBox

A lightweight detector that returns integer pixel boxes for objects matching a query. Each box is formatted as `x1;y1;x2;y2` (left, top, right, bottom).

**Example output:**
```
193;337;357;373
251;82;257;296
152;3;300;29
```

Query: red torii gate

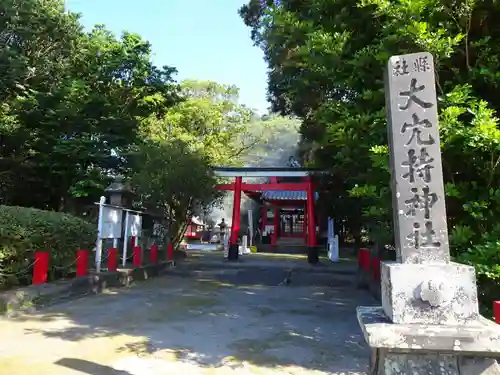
214;167;320;263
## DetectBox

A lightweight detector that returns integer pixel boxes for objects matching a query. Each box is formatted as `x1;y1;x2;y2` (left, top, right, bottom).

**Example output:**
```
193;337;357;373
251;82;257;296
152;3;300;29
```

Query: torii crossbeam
213;166;322;263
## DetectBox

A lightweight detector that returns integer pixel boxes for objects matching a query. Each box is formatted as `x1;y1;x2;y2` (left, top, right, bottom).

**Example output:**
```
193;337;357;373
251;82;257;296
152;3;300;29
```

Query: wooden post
32;251;49;285
132;246;142;267
228;176;242;261
108;248;118;272
76;250;89;277
150;244;158;264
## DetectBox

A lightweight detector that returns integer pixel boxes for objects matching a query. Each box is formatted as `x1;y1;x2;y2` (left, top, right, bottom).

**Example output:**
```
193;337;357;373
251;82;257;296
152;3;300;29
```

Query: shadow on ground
55;358;133;375
0;252;376;375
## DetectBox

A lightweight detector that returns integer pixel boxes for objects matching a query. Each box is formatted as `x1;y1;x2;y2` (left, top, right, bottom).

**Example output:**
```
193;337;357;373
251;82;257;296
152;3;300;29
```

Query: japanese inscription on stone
385;52;449;263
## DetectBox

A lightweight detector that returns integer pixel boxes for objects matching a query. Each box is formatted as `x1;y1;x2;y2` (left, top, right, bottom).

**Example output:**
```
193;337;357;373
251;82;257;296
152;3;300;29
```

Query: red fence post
494;301;500;324
76;250;89;277
150;244;158;264
167;243;174;261
133;246;142;267
32;251;49;285
358;248;370;273
108;248;118;272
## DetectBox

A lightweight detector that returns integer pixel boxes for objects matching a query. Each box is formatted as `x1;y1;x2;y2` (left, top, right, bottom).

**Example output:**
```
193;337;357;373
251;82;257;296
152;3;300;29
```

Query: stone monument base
357;306;500;375
381;261;480;326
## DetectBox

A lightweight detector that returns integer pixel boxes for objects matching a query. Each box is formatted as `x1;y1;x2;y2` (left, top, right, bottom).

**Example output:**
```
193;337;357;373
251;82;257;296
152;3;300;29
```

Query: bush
0;205;97;288
456;237;500;318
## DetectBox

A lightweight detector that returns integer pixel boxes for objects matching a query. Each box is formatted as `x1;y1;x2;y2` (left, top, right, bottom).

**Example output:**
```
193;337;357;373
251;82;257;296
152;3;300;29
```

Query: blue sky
65;0;269;114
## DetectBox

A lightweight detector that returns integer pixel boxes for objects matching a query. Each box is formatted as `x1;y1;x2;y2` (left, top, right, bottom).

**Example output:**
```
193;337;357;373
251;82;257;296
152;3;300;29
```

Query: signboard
127;213;142;237
101;206;123;239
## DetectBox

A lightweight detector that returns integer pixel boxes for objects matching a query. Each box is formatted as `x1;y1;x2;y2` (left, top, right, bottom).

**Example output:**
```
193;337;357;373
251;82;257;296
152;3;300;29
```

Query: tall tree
130;140;221;247
140;80;258;166
240;0;500;247
241;114;302;167
0;0;181;211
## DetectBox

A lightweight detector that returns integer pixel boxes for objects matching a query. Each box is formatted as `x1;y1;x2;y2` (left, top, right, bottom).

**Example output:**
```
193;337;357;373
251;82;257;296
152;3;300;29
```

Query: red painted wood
133;246;142;267
32;251;49;285
303;206;308;245
108;248;118;272
272;206;279;245
230;176;243;246
260;206;266;232
76;249;89;277
494;301;500;324
306;179;317;247
371;257;381;281
150;244;158;264
358;248;371;272
217;182;310;191
167;243;174;260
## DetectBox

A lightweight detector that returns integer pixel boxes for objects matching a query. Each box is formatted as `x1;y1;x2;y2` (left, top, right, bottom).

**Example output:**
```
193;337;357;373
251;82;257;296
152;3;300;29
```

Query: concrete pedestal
358;306;500;374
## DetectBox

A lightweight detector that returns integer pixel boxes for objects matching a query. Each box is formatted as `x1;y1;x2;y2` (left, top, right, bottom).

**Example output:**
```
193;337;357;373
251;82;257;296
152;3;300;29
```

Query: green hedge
456;239;500;318
0;205;96;288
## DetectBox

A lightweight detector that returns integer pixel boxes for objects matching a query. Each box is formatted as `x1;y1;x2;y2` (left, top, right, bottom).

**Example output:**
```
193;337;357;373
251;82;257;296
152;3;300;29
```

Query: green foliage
456;229;500;316
141;80;255;166
0;205;96;287
240;0;500;309
130;140;222;247
0;0;181;212
242;114;302;167
0;0;280;289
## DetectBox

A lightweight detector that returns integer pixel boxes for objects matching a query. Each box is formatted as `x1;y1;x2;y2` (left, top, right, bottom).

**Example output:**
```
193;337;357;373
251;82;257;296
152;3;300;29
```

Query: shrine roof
261;191;319;201
212;166;322;177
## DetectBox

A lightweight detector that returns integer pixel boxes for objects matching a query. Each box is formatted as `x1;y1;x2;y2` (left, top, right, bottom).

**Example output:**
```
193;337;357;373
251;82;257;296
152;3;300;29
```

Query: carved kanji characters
413;56;431;73
393;59;409;76
401;148;435;183
405;186;438;219
406;221;441;249
401;113;435;146
399;78;433;110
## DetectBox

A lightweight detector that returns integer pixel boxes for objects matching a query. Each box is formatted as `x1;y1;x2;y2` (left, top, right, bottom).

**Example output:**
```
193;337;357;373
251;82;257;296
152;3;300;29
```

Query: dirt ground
0;255;374;375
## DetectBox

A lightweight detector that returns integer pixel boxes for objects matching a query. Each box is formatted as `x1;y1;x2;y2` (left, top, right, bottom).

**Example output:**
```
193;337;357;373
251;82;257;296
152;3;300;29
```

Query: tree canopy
240;0;500;309
0;0;303;249
140;79;258;166
1;0;180;212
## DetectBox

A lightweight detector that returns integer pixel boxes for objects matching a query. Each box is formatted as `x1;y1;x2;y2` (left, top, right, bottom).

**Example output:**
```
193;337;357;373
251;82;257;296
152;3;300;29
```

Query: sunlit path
0;255;372;375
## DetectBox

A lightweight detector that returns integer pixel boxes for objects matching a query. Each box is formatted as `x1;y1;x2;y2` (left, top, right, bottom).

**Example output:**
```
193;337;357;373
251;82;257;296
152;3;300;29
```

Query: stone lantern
104;176;133;207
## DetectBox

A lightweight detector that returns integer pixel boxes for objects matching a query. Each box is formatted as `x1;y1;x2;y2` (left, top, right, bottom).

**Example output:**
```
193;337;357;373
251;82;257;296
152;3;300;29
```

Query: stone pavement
0;253;375;375
178;251;359;273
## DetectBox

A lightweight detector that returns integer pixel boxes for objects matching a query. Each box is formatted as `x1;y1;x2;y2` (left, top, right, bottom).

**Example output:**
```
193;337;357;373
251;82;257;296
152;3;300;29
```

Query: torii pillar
228;176;242;261
306;177;319;264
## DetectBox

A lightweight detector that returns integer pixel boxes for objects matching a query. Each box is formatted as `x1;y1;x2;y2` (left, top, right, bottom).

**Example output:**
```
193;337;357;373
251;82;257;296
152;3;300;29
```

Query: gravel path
0;261;374;375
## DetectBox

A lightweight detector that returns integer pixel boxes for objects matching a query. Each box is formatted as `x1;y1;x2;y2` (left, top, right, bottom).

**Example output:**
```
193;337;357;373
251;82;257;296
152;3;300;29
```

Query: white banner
101;206;123;239
248;210;253;246
127;214;142;237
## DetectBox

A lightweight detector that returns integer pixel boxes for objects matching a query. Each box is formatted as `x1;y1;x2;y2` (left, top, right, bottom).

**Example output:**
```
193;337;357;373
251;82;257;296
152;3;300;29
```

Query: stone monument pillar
357;52;500;374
